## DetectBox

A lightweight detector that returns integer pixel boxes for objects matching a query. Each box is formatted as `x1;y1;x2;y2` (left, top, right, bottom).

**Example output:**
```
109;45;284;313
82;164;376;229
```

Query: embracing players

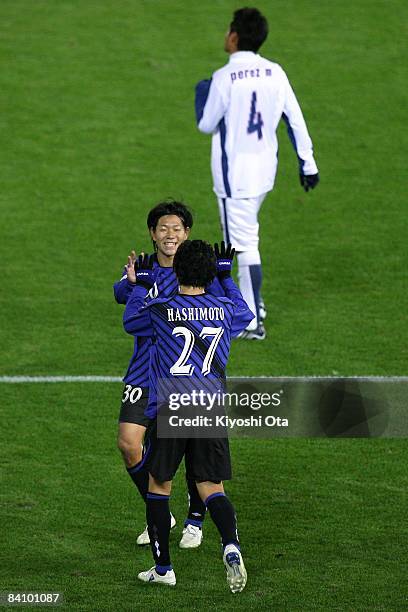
123;240;253;592
114;200;225;549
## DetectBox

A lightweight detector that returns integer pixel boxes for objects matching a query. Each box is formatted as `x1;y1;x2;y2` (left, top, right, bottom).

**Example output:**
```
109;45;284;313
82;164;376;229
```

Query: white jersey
197;51;318;199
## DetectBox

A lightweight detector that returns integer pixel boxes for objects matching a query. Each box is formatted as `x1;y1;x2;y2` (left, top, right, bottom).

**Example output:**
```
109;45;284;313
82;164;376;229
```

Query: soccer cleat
136;525;150;546
223;544;247;593
259;299;267;321
137;566;176;587
179;524;203;549
136;513;176;546
237;323;266;341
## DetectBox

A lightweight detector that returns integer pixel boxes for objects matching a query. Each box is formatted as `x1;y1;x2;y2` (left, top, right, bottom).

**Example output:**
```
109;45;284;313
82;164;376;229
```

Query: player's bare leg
117;422;145;467
196;481;247;593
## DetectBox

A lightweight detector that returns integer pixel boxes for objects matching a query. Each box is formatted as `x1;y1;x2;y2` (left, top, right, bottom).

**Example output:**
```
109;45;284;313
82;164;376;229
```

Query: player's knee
117;436;143;466
149;474;172;496
196;480;224;501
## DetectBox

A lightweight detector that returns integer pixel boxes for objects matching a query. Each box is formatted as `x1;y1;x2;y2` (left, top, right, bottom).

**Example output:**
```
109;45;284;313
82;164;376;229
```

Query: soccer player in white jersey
195;7;319;339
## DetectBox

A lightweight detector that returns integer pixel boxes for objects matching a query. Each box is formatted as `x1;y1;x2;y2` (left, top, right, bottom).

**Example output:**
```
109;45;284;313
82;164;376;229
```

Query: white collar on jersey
229;51;258;62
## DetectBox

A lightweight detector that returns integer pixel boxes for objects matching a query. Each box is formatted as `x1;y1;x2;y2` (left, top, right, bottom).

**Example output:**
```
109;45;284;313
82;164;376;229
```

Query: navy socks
146;493;172;571
205;492;239;549
185;478;206;527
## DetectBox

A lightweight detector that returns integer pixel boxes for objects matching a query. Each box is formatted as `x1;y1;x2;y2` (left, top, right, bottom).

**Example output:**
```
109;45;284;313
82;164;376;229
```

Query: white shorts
217;194;266;252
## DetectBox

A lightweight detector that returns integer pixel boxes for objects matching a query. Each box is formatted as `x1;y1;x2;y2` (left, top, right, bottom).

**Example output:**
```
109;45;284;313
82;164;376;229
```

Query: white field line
0;376;123;383
0;375;407;383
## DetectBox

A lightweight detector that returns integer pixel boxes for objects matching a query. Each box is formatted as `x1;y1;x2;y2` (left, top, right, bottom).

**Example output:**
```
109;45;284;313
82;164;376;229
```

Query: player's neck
156;251;174;268
178;285;205;296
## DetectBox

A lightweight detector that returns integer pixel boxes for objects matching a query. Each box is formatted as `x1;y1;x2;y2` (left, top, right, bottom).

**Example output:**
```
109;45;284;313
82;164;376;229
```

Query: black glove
300;173;319;192
134;253;155;289
214;241;235;280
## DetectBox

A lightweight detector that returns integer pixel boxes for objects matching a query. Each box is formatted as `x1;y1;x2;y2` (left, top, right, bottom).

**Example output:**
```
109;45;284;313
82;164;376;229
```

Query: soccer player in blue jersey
195;8;319;339
123;240;254;592
114;201;224;548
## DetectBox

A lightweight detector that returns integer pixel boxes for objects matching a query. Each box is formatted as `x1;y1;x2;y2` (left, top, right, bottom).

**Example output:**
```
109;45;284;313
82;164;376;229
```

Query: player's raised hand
300;172;320;192
125;250;137;284
134;253;155;288
214;241;235;279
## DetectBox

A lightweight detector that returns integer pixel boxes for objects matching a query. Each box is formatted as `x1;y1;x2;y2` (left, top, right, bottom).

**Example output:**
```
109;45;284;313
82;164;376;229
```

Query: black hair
230;7;268;52
147;199;193;231
173;240;216;288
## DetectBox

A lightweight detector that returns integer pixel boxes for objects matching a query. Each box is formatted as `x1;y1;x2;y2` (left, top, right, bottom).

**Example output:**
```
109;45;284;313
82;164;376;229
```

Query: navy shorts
146;418;232;483
118;385;151;427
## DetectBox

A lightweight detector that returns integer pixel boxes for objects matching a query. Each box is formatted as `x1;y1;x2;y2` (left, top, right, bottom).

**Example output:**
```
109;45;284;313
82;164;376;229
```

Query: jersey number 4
247;91;263;140
170;326;224;376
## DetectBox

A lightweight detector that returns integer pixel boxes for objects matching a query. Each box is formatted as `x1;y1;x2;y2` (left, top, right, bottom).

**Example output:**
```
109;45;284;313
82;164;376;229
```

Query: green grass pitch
1;1;407;610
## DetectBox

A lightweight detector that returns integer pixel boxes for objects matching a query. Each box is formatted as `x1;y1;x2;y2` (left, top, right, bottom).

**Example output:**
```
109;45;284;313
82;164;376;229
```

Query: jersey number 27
170;326;224;376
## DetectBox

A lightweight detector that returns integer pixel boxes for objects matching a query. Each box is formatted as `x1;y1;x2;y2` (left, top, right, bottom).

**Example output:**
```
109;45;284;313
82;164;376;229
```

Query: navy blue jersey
123;278;254;417
114;255;226;386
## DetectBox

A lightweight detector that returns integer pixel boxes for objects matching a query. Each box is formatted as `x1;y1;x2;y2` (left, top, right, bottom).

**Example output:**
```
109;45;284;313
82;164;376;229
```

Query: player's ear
226;30;239;53
149;227;156;240
185;226;191;238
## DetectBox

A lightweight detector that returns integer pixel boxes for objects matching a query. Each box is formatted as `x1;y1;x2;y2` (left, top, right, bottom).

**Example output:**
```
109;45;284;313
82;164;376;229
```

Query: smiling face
150;214;190;262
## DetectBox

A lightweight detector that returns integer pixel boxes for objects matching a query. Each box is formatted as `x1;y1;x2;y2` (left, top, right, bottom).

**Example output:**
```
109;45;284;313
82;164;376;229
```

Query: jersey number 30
247;91;263;140
170;326;224;376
